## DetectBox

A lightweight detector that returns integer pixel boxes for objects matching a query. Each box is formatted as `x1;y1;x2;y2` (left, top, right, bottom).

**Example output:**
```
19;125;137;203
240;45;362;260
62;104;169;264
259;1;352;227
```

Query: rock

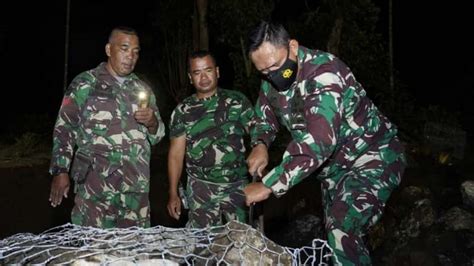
439;207;474;232
461;180;474;210
71;257;178;266
399;186;432;207
398;199;436;239
277;214;323;248
408;250;436;266
368;222;385;250
199;220;293;265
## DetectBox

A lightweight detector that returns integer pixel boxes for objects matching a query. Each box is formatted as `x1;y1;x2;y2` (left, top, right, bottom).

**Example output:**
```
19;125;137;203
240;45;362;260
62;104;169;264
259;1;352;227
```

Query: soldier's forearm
167;161;183;196
168;176;180;196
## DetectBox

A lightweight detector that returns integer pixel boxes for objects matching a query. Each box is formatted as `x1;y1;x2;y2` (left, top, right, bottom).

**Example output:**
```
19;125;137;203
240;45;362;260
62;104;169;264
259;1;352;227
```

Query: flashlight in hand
138;91;149;108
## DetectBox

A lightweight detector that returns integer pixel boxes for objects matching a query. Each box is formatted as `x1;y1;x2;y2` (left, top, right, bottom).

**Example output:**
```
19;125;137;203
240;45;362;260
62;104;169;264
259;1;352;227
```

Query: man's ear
289;39;299;58
105;43;111;57
188;73;192;84
216;66;220;79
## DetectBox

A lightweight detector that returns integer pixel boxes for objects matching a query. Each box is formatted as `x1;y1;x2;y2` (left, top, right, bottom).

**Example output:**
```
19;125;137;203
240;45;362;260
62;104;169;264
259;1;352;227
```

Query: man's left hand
244;182;272;206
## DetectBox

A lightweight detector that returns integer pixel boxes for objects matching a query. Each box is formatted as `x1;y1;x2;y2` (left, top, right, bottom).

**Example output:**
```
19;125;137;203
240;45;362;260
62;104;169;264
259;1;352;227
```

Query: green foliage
0;132;51;164
339;3;388;95
420;105;461;128
209;0;273;50
208;0;274;102
11;133;43;158
0;113;54;166
3;113;55;139
285;0;420;136
288;0;391;106
150;0;194;105
286;4;329;50
395;102;463;154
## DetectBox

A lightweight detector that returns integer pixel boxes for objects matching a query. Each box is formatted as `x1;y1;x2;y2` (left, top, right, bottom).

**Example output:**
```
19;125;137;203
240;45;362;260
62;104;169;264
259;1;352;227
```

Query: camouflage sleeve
169;104;185;139
262;70;343;197
239;93;254;133
249;82;279;147
49;76;92;175
147;91;165;145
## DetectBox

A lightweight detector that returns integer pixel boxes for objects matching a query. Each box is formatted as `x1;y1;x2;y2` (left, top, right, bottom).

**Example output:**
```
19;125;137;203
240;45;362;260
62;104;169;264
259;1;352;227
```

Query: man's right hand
49;173;70;207
247;143;269;177
167;194;182;220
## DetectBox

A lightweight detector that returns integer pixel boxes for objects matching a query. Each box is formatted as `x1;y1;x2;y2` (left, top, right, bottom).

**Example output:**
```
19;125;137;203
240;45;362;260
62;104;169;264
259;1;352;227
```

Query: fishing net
0;220;333;265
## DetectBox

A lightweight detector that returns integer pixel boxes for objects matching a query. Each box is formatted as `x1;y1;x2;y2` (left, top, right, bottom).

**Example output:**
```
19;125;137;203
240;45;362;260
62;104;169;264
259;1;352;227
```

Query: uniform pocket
289;112;307;130
82;93;115;136
70;151;92;184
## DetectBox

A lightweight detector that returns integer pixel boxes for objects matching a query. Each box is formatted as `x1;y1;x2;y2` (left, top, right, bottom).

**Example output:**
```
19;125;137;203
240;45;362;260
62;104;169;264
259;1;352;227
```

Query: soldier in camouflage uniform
49;27;165;228
167;50;254;228
244;22;406;265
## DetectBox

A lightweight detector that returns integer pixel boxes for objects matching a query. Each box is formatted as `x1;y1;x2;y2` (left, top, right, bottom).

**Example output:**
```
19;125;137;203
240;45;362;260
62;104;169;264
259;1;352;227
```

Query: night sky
1;1;473;133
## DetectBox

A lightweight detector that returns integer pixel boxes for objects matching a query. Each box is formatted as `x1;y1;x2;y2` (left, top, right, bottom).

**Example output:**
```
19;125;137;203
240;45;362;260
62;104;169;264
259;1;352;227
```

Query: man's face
105;32;140;77
188;55;220;98
250;40;298;76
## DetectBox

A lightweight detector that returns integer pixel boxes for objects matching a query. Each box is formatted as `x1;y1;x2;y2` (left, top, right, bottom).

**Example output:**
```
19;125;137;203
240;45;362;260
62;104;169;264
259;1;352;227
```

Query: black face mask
265;48;298;91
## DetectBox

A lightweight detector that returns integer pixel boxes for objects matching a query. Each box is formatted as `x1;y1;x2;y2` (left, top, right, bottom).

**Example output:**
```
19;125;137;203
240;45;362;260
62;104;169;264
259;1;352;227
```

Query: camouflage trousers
321;137;406;265
185;177;248;228
71;170;150;228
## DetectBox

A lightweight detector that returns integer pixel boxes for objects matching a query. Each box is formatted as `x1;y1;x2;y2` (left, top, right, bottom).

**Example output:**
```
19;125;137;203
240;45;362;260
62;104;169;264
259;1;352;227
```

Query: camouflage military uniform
251;46;406;265
49;63;165;228
169;88;254;228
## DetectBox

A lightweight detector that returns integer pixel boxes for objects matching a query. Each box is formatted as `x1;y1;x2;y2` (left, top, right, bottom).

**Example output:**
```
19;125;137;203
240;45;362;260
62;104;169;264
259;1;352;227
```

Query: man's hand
134;107;158;132
244;182;272;206
49;173;70;207
247;143;269;177
167;194;182;220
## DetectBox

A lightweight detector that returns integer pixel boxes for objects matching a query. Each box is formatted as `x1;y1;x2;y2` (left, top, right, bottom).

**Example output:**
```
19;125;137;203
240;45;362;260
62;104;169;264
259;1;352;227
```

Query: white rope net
0;221;333;265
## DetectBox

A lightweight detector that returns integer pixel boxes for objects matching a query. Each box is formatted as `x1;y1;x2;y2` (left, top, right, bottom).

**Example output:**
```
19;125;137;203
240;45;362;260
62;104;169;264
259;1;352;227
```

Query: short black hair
108;26;138;43
247;21;290;54
188;50;217;71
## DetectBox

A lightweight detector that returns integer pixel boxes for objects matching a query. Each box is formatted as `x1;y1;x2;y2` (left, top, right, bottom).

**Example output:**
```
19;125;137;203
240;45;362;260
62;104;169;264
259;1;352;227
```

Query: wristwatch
51;166;68;176
252;139;267;147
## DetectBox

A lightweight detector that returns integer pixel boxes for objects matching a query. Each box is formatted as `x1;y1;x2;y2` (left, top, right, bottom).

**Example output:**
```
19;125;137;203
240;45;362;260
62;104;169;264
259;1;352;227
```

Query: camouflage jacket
49;63;165;192
251;46;400;196
169;88;254;184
